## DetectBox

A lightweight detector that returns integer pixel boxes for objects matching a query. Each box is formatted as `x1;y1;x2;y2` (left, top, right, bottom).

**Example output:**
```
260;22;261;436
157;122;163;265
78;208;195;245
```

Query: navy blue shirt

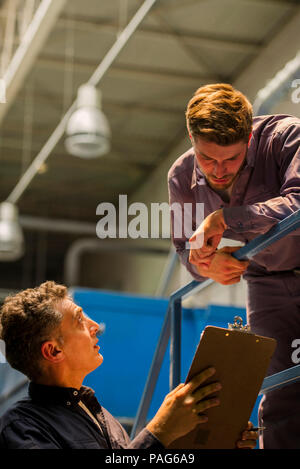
0;382;163;449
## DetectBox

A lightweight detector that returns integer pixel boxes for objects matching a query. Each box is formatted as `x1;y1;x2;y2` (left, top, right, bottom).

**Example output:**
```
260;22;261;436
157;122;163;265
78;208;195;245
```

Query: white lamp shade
0;202;24;261
65;85;111;158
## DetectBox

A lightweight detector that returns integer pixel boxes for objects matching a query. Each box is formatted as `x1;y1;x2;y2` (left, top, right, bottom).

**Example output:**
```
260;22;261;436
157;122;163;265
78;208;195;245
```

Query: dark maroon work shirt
168;114;300;281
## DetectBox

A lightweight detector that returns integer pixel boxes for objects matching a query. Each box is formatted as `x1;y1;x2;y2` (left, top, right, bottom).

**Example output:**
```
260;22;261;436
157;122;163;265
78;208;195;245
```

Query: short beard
207;175;235;191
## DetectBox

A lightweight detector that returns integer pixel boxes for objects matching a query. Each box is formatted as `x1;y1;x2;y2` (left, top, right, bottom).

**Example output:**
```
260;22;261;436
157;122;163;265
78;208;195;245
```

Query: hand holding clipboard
168;320;276;449
147;364;257;449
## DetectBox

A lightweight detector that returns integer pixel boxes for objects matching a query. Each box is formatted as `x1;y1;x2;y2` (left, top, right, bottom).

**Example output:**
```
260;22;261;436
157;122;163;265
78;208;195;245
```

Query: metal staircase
131;209;300;438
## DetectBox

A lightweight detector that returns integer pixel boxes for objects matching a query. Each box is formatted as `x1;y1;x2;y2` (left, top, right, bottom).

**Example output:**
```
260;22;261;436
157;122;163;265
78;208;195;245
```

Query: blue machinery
131;209;300;438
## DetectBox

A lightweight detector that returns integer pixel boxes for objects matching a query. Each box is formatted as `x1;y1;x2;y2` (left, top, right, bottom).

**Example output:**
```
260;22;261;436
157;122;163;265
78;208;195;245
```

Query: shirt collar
28;381;95;406
190;133;256;190
246;132;256;167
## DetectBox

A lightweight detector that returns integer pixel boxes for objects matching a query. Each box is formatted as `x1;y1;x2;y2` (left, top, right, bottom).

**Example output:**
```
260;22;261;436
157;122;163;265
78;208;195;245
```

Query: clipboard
168;320;277;449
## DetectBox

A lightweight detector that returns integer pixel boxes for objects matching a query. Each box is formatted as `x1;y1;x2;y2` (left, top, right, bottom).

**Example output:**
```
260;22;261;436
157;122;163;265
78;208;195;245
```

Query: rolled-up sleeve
128;428;165;450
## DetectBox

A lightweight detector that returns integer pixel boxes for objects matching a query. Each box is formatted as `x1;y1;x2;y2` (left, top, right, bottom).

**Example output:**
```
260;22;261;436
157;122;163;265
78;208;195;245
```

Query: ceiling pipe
0;0;67;125
6;0;158;205
19;215;172;255
19;214;97;236
17;215;170;288
253;51;300;115
64;238;169;287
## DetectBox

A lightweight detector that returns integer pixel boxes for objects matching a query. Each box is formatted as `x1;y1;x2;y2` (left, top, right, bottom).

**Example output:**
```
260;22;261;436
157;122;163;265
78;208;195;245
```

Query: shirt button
66;401;71;406
73;391;78;396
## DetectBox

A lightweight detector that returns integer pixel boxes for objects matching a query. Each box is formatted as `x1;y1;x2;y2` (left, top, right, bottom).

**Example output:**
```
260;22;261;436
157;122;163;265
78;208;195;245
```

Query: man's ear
186;124;192;141
41;341;64;363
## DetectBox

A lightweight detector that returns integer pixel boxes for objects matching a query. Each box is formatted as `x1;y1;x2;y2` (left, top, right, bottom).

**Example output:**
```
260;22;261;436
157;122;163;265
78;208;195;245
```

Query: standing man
168;83;300;449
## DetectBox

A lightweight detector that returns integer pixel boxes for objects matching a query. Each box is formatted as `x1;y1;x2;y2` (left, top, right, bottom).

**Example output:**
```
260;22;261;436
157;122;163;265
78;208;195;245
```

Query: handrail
131;209;300;438
260;363;300;395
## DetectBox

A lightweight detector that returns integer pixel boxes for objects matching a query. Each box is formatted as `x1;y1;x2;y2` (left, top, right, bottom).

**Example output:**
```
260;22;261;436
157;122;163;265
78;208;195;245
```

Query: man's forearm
223;194;300;235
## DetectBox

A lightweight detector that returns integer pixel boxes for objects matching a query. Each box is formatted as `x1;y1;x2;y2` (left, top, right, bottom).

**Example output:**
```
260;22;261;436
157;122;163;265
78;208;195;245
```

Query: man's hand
236;422;258;449
146;367;221;447
189;209;227;263
195;246;249;285
192;246;249;285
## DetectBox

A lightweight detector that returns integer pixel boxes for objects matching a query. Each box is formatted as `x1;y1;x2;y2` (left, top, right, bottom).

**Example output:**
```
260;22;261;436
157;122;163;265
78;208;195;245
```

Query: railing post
170;297;182;390
130;305;171;438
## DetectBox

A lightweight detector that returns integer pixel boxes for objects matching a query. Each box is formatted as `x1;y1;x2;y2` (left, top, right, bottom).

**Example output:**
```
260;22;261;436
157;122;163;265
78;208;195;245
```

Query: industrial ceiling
0;0;299;291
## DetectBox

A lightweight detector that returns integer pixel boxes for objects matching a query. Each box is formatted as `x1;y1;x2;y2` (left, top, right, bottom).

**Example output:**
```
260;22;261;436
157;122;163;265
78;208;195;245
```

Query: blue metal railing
131;209;300;438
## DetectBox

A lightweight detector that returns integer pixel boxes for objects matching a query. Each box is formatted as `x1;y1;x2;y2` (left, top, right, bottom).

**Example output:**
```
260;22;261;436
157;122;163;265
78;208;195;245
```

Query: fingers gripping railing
131;209;300;438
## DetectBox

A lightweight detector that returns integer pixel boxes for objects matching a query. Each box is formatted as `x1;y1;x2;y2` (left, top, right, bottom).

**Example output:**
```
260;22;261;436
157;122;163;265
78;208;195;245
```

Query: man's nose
214;162;227;178
89;319;100;336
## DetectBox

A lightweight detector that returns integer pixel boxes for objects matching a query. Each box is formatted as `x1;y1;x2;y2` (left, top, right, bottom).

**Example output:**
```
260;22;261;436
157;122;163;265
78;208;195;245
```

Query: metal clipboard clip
228;316;251;333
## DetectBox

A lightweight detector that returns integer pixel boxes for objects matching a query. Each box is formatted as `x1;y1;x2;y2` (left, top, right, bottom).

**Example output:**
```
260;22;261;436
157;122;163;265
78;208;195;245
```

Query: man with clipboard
0;281;257;449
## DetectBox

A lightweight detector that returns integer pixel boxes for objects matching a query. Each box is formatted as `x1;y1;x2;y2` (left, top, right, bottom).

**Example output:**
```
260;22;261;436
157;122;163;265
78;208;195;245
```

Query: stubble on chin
207;176;235;191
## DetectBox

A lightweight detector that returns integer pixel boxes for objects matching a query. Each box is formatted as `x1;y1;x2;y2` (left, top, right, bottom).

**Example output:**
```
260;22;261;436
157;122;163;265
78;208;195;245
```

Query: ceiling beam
0;0;66;125
7;85;185;116
1;12;262;55
0;0;18;75
153;0;299;9
0;130;168;154
57;14;262;55
36;53;218;85
234;7;300;102
150;8;226;81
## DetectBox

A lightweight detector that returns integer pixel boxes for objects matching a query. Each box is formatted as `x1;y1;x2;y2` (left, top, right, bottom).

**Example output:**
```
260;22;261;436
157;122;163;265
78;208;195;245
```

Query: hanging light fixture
0;202;24;261
65;84;111;159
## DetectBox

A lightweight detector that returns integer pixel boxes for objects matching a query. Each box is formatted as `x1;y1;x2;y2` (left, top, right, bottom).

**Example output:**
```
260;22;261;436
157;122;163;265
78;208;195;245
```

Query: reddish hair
186;83;253;145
